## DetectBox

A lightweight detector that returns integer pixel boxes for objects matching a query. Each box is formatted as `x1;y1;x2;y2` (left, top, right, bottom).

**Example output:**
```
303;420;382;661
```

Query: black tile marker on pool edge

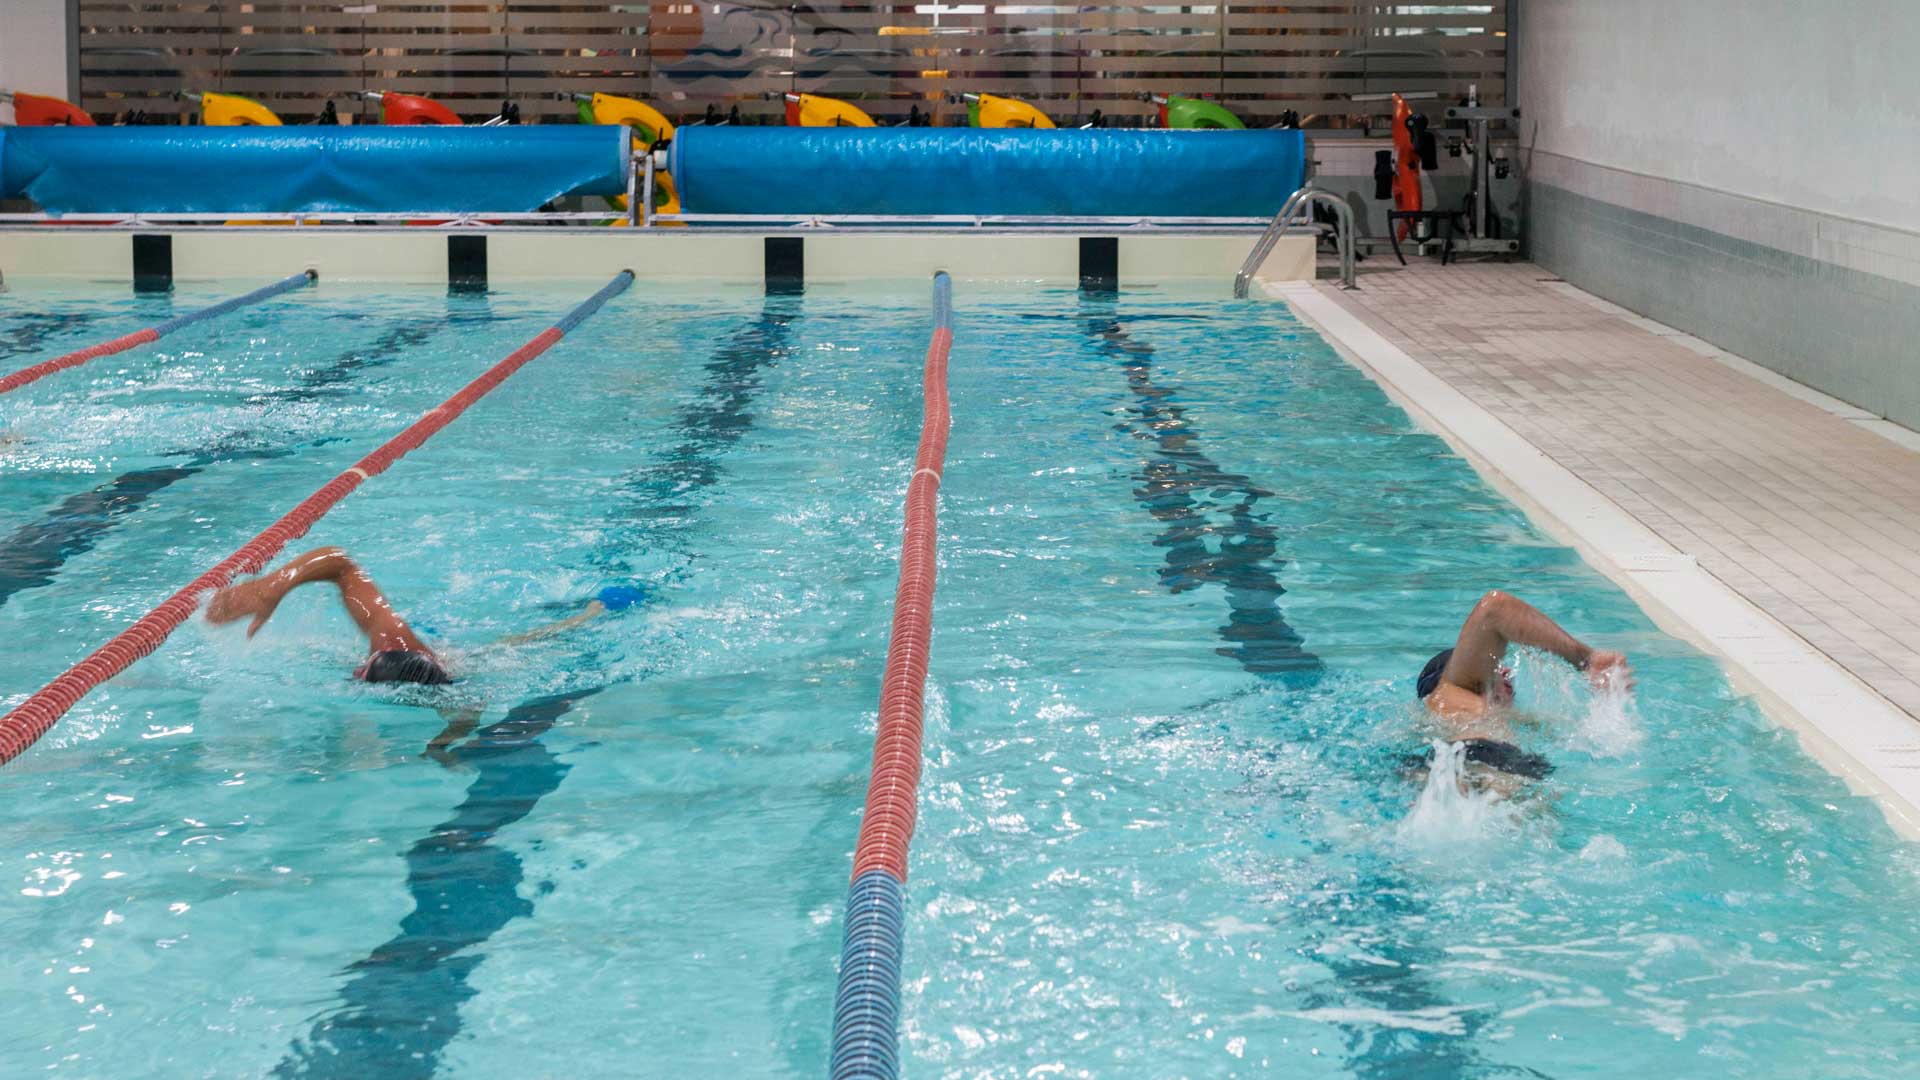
1079;236;1118;291
766;236;803;294
133;233;172;292
448;234;487;293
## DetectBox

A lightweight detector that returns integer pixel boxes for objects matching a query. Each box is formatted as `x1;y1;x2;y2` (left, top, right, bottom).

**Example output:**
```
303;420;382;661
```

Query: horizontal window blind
77;2;1504;126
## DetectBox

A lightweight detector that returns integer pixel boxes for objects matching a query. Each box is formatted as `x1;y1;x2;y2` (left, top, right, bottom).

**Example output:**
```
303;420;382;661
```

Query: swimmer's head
596;584;647;611
360;649;452;686
1417;647;1515;704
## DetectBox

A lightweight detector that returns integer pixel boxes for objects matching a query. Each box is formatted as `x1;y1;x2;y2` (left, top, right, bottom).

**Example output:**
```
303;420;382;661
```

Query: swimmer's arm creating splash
1443;590;1630;694
207;546;430;655
1423;591;1634;721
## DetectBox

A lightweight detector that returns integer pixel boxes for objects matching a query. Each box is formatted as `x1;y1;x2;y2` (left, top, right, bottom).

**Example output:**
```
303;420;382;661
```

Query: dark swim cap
597;584;647;611
363;649;452;686
1416;647;1454;699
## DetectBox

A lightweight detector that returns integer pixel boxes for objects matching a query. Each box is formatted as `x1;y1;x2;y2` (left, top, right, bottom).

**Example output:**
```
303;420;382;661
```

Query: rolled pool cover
668;127;1306;218
0;126;629;214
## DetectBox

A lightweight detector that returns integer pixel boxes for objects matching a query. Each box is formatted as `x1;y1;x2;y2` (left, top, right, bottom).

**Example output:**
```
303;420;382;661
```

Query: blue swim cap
597;584;647;611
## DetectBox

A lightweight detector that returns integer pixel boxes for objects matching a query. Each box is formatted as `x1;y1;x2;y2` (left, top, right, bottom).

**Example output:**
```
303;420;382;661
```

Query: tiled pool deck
1269;258;1920;830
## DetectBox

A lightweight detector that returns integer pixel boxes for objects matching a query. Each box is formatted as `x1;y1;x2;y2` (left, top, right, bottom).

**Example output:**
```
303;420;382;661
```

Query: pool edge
1264;277;1920;841
0;229;1316;286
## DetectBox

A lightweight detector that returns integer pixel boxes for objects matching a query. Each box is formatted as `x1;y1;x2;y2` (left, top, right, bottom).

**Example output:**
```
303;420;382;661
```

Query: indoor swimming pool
2;277;1917;1077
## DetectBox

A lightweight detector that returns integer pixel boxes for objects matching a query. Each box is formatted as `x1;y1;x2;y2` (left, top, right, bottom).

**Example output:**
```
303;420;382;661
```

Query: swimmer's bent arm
206;546;427;655
1444;590;1630;693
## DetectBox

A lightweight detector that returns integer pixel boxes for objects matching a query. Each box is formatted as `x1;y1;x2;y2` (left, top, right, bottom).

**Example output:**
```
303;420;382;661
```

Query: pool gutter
1267;277;1920;840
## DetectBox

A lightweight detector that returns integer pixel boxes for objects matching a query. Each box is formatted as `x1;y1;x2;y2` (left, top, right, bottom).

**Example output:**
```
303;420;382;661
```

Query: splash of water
1506;648;1644;757
1396;739;1523;849
1567;665;1643;757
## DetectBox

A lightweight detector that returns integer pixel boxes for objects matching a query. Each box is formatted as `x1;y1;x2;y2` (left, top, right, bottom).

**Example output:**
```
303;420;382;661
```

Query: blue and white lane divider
831;870;909;1079
0;269;317;397
150;269;317;335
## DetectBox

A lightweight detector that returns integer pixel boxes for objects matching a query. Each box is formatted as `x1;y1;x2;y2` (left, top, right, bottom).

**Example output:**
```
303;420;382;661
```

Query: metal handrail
1234;186;1313;290
1233;185;1356;297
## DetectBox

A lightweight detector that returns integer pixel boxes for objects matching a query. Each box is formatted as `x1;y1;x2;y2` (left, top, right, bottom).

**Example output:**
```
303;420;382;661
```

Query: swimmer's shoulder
1423;681;1487;721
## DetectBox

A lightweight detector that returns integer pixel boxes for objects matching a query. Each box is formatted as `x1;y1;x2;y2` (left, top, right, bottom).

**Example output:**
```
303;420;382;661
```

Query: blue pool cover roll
0;126;628;214
669;127;1305;218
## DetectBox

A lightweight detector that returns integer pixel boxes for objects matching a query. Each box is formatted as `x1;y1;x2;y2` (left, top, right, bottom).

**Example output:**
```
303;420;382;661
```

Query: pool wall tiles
1525;151;1920;432
0;231;1315;286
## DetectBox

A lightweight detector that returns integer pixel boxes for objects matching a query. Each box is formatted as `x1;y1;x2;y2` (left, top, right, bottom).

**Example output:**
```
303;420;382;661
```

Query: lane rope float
0;269;319;397
829;270;954;1080
0;270;634;767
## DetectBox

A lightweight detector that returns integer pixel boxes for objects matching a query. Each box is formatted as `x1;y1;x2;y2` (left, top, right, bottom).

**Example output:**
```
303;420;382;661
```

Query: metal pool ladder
1234;185;1357;297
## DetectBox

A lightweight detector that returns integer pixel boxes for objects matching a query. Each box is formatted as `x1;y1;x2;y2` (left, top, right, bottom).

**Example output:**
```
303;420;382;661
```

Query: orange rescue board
1391;93;1422;241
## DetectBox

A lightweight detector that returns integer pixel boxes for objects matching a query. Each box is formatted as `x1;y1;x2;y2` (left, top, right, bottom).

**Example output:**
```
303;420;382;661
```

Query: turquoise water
1;277;1917;1077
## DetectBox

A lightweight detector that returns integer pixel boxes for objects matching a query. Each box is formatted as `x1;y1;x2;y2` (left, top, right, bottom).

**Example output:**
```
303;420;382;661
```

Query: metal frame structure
1443;99;1523;256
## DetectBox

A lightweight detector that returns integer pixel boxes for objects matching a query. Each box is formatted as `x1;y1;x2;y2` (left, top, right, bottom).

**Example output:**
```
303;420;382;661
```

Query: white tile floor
1315;259;1920;722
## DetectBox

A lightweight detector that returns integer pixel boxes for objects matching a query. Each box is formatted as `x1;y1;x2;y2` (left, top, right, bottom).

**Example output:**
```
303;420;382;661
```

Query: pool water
2;276;1917;1077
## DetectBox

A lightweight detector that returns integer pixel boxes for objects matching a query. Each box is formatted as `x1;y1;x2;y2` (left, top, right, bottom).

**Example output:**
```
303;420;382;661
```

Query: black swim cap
363;649;452;686
1415;647;1454;699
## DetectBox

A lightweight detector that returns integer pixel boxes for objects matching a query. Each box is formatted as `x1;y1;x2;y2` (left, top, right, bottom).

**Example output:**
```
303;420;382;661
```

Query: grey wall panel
1531;181;1920;432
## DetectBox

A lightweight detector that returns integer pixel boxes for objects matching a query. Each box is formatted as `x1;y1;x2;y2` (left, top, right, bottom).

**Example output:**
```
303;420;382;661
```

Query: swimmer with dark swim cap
207;546;454;685
1411;590;1632;789
207;549;649;766
207;549;650;682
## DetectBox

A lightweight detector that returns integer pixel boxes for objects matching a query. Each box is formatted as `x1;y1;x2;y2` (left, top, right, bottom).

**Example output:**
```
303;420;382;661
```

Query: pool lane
1083;303;1320;686
1082;298;1497;1079
273;689;597;1080
0;318;445;609
279;299;800;1076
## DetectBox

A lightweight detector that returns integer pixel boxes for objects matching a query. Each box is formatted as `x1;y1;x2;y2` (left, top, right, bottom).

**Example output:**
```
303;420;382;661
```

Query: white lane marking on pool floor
1266;278;1920;839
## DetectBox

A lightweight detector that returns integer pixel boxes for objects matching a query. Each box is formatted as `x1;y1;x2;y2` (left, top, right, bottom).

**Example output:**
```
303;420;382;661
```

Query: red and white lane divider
830;270;954;1080
0;269;318;397
0;270;634;767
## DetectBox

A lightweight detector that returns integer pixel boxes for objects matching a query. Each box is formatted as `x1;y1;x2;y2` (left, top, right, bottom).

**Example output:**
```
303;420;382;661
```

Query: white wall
1519;0;1920;232
0;0;72;120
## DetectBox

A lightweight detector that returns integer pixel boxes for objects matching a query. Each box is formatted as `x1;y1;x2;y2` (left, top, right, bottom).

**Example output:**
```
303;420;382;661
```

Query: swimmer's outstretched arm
207;546;428;655
1443;590;1630;694
496;600;608;646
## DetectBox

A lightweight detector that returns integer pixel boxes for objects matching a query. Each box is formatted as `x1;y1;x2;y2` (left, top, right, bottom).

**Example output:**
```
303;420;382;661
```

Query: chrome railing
1233;185;1356;297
